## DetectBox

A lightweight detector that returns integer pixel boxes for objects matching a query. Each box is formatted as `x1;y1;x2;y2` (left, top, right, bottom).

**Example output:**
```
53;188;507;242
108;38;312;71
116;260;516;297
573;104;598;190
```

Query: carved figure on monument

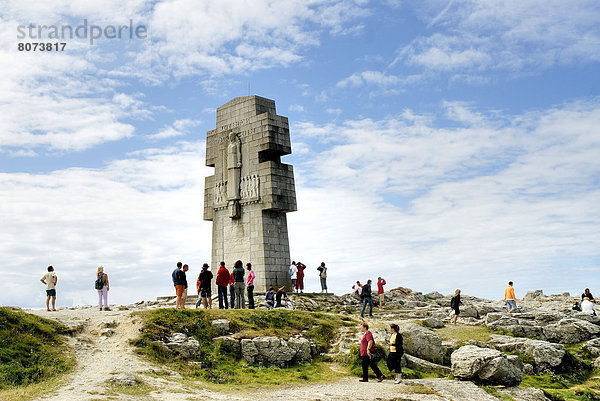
227;133;242;218
240;176;248;199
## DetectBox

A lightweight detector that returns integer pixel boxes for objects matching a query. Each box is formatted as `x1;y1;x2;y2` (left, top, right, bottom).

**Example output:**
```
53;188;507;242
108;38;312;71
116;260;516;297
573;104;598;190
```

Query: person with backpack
317;262;327;293
358;322;384;382
95;266;109;311
450;289;461;324
360;279;374;318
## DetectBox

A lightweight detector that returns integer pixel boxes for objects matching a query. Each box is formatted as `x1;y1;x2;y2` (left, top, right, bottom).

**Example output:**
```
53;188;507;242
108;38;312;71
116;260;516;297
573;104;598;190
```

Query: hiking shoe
358;379;368;382
377;376;385;382
394;378;402;384
104;307;111;311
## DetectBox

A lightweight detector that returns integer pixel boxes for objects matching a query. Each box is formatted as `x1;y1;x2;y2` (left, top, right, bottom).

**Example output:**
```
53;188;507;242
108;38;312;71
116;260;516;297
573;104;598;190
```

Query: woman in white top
290;261;298;292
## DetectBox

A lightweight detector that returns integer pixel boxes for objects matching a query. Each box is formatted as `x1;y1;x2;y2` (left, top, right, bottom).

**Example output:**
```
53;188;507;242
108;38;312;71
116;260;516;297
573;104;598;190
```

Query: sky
1;0;599;308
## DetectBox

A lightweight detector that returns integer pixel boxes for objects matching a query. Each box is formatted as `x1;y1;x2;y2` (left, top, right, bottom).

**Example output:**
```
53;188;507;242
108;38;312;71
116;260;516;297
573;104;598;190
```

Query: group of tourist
172;260;256;310
289;261;329;293
358;322;404;384
352;277;387;318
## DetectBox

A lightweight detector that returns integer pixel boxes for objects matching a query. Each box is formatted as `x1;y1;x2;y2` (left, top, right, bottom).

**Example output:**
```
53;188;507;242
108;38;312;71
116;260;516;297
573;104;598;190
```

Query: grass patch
132;308;353;386
434;324;493;343
0;307;74;396
482;386;516;401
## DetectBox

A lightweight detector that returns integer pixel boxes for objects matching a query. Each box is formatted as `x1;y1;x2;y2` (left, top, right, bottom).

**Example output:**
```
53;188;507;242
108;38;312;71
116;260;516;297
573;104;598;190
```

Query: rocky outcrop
211;319;230;333
498;386;552;401
398;323;444;364
451;345;523;386
544;318;600;344
155;333;201;359
404;354;451;374
239;336;317;367
488;335;565;370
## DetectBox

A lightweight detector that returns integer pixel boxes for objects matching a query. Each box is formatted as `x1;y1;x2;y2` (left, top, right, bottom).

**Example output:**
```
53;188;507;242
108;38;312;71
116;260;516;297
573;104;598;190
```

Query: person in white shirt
40;265;58;311
290;261;298;292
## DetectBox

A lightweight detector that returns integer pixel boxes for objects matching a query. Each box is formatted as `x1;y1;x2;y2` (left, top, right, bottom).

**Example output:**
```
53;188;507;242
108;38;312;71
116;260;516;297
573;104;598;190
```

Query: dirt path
25;307;500;401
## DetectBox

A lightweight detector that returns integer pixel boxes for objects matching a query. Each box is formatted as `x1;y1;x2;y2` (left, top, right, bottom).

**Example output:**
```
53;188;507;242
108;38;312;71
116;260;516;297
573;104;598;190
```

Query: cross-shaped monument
204;96;297;292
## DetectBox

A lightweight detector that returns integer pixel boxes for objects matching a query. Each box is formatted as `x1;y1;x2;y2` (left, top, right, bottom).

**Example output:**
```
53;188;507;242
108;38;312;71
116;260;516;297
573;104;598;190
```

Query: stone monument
204;96;297;292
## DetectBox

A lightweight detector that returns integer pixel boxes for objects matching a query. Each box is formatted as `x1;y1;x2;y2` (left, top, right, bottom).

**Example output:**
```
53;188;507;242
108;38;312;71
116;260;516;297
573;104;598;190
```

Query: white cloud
396;0;600;73
148;119;201;140
289;104;306;112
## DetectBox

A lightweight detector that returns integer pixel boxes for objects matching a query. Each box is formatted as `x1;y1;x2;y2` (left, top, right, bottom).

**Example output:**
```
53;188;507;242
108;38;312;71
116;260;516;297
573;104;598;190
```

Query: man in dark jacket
197;263;213;309
215;262;230;309
232;260;245;309
360;279;373;318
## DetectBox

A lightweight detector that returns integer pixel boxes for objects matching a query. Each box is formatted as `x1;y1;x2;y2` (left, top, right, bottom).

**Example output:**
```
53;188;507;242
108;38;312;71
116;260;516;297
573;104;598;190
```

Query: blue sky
1;0;599;308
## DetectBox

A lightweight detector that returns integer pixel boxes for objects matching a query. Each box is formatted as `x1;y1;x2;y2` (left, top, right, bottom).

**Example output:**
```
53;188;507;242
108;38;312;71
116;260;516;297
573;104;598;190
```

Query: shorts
175;285;184;297
182;288;188;299
506;299;517;311
200;288;211;298
453;307;460;315
46;289;56;297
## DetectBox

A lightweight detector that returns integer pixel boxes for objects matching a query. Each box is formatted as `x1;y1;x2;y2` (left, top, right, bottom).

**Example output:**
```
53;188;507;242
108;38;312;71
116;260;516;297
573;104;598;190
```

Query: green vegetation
434;324;493;343
482;386;515;400
0;307;74;400
104;377;155;397
132;308;354;386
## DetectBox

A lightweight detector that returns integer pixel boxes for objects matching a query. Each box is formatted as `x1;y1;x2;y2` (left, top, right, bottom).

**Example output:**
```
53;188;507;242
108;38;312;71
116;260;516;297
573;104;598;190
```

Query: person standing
95;266;110;311
377;277;386;308
197;263;213;309
232;260;245;309
353;281;363;296
450;289;461;324
360;279;374;318
290;261;298;292
181;264;189;309
229;269;236;308
295;261;306;293
358;323;384;382
40;265;57;311
246;263;255;309
172;262;184;309
504;281;517;313
387;323;404;384
317;262;327;293
215;261;230;309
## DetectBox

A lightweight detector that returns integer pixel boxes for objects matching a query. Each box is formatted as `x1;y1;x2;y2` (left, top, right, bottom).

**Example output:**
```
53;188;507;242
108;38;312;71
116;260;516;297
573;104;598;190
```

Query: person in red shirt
377;277;386;308
359;322;384;382
295;261;306;293
215;261;230;309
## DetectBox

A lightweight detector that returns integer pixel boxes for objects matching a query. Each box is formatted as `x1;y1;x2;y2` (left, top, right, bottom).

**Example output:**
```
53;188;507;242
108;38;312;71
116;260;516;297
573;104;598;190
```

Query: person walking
358;322;384;382
295;261;306;293
504;281;517;313
450;289;461;324
215;261;230;309
387;323;404;384
290;261;298;292
377;277;386;308
196;263;213;309
40;265;57;311
172;262;184;309
246;263;255;309
95;266;110;311
232;260;245;309
360;279;374;318
317;262;327;293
